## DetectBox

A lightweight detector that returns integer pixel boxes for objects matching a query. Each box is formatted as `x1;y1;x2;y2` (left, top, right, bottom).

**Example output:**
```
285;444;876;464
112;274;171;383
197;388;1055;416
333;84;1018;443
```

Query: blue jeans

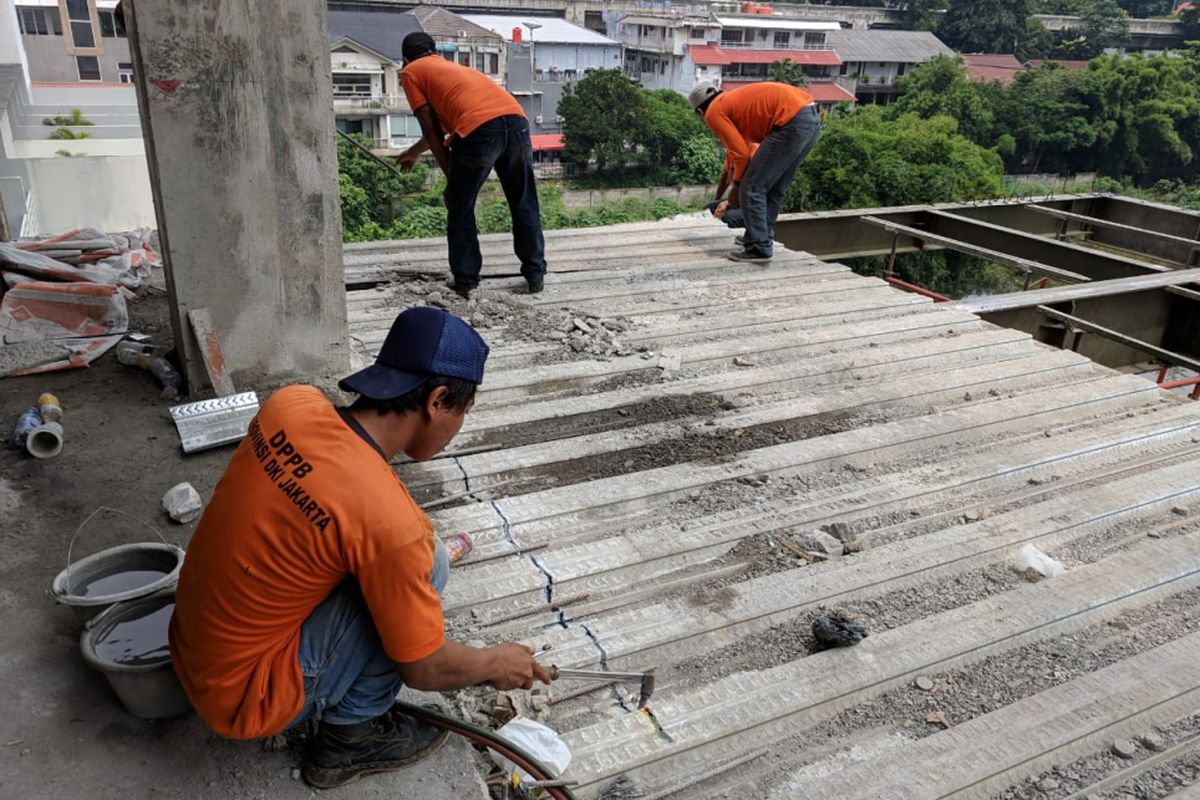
739;105;821;256
287;543;450;728
446;115;547;288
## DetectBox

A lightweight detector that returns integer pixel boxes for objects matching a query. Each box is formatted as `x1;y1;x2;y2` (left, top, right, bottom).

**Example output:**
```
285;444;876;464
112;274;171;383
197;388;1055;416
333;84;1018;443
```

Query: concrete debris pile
0;228;160;376
387;278;639;359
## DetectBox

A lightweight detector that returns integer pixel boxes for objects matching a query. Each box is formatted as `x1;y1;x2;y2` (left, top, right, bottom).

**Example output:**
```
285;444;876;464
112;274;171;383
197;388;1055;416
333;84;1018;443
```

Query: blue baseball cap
338;307;489;400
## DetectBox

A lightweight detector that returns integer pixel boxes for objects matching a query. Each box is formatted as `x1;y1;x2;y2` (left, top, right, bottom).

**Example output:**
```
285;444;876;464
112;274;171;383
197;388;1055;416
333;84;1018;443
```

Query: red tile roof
1027;59;1090;70
962;53;1027;85
531;134;564;151
719;80;856;103
688;44;840;67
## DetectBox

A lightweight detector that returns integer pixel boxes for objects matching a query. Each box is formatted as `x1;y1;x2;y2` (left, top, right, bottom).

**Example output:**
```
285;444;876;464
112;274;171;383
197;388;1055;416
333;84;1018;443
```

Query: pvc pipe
26;421;63;459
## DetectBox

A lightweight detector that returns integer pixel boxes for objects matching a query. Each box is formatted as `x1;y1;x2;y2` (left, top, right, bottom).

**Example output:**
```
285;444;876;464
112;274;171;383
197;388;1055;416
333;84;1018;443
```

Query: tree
994;63;1100;172
559;69;644;172
900;0;941;31
766;58;809;86
1052;0;1131;59
889;56;998;146
790;106;1005;212
939;0;1034;54
336;133;429;241
637;88;707;169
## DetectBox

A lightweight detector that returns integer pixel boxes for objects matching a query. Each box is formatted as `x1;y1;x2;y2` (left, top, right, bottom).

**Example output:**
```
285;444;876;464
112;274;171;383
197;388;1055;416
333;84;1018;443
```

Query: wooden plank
187;307;236;397
862;216;1090;284
956;267;1200;315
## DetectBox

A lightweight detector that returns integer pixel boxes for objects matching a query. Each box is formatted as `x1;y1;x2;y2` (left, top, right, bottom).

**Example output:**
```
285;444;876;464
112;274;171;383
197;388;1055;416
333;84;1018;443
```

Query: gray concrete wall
126;0;348;391
21;35;130;83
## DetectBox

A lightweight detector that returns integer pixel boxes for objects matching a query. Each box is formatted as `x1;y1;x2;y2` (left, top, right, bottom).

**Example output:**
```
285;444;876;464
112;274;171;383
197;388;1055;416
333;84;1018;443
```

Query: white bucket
79;589;192;719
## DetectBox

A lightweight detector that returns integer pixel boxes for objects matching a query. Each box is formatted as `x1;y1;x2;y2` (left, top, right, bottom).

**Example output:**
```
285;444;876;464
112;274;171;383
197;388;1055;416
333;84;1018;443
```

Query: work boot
526;277;544;294
445;279;474;299
302;710;449;789
727;247;772;263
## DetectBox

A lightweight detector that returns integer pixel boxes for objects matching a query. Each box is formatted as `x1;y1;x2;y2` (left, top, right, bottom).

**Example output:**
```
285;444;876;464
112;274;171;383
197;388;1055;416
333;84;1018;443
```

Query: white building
460;14;623;135
826;29;954;105
613;11;720;94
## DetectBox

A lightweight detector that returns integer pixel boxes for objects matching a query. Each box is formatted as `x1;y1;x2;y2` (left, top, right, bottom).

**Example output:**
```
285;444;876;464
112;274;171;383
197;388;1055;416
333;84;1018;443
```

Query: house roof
688;44;840;67
327;8;422;62
531;133;564;151
720;80;857;104
826;29;953;64
715;16;841;32
411;7;502;41
1027;58;1090;70
459;14;619;45
962;53;1027;85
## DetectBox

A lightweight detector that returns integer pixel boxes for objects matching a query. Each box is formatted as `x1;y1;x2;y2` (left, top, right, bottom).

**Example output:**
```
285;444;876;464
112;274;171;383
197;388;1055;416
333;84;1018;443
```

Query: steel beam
1037;306;1200;374
861;216;1090;284
928;210;1167;282
1027;204;1200;253
956;267;1200;315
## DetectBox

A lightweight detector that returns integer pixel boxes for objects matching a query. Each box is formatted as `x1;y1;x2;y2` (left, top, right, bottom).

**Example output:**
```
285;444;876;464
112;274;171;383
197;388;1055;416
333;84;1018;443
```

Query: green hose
395;700;580;800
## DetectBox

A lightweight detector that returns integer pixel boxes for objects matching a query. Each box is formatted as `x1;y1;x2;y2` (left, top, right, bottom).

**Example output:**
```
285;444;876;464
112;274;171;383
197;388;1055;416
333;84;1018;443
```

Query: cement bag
489;717;572;784
0;281;127;374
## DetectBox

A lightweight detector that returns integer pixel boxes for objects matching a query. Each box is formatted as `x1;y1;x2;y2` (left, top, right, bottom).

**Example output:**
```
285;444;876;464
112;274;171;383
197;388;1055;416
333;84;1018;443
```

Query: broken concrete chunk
162;481;203;524
801;531;845;557
1171;506;1190;517
573;317;593;334
822;522;853;543
732;356;756;368
1138;732;1167;752
1111;739;1138;759
914;676;935;692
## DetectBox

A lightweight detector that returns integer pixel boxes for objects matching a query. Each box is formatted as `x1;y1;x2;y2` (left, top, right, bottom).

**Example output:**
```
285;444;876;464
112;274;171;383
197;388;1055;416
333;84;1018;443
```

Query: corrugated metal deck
344;219;1200;799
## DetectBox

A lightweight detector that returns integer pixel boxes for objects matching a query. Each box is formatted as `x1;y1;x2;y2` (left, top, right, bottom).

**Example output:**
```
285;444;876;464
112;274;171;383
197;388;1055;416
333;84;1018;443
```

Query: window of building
76;55;101;81
584;11;604;33
118;60;133;83
18;7;48;35
897;62;907;76
720;29;743;46
804;32;825;48
442;51;454;61
488;53;499;74
840;62;849;76
331;74;373;96
475;51;486;72
390;114;423;139
774;31;790;48
690;27;705;39
65;0;96;49
98;10;126;38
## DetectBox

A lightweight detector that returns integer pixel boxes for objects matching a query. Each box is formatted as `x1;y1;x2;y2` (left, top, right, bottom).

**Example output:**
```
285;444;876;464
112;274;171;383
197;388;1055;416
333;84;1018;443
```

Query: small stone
1109;619;1131;631
19;748;29;757
1138;732;1167;752
616;408;630;417
962;510;982;523
573;317;593;334
733;356;756;368
1111;739;1137;759
1148;531;1164;539
291;769;301;781
1037;777;1061;792
1172;506;1190;517
915;676;935;691
963;392;973;401
822;522;853;543
801;531;845;557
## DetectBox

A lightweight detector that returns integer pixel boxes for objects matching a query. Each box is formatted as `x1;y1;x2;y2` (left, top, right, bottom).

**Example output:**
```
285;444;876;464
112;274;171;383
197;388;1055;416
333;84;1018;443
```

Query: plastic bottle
116;341;184;400
447;533;474;564
37;392;62;423
11;407;40;447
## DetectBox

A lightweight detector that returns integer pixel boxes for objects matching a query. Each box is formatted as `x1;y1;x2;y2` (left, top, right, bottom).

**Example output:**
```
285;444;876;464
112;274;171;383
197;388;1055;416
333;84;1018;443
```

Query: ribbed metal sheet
169;391;259;454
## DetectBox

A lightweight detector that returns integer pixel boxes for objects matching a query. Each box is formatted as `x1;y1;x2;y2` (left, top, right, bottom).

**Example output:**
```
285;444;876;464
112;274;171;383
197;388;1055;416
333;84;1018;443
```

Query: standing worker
395;32;548;296
170;307;552;789
689;81;821;263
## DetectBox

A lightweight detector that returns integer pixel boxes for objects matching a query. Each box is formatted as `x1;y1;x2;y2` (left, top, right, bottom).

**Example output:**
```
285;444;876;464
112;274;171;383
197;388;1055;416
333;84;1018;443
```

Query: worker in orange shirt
689;81;821;262
170;307;552;789
395;32;547;295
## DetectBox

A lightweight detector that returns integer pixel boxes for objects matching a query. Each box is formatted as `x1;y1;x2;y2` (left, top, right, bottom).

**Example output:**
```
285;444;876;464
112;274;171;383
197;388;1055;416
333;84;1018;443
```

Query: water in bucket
79;570;171;598
93;602;174;667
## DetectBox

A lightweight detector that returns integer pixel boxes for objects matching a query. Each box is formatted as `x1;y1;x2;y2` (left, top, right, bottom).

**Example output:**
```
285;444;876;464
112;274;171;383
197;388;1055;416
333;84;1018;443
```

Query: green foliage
766;59;809;87
665;135;724;185
790;106;1004;212
49;127;90;140
559;70;644;172
889;56;998;145
559;69;721;186
336;133;432;241
939;0;1033;55
42;108;93;127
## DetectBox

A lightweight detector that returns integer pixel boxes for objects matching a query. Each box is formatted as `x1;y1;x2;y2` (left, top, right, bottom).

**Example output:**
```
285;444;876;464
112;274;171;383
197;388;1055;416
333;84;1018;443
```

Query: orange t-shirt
401;54;524;139
169;386;445;740
704;82;814;181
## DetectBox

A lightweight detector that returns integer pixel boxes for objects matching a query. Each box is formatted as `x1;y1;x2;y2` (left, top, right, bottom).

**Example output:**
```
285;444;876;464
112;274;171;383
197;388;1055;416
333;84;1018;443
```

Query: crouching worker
170;307;551;789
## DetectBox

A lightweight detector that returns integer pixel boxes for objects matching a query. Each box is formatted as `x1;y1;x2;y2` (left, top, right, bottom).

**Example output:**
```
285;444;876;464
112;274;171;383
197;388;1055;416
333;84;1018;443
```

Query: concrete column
125;0;347;392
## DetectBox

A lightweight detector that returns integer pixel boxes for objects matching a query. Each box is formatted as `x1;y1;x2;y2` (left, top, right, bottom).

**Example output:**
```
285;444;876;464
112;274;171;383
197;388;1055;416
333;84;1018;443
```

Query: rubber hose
395;701;579;800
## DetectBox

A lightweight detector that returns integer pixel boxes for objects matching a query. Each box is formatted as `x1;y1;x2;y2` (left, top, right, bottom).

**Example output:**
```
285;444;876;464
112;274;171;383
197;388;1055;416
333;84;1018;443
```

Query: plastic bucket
52;542;185;623
80;589;192;719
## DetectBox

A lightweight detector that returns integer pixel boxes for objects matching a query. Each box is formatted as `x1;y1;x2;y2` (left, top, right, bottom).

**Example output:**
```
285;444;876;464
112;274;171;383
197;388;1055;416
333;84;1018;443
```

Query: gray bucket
80;588;192;720
52;541;185;623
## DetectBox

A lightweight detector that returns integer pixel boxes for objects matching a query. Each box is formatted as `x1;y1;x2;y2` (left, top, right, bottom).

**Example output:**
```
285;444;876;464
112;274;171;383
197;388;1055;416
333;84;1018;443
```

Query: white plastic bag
162;482;203;524
489;717;572;784
1013;544;1065;578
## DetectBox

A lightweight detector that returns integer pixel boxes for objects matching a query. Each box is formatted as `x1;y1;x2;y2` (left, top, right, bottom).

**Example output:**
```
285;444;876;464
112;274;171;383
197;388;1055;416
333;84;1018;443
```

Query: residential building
459;14;622;135
16;0;131;84
710;15;842;84
327;4;506;150
612;10;719;94
962;54;1029;86
826;29;954;105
